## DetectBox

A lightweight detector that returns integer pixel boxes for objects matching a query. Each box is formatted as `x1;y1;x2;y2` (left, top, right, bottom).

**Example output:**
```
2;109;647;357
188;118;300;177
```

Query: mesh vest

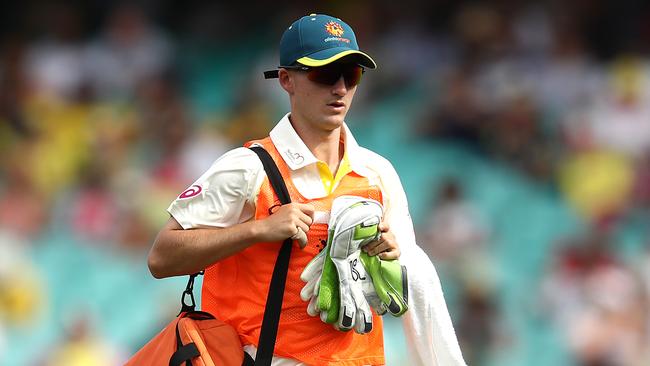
201;137;386;365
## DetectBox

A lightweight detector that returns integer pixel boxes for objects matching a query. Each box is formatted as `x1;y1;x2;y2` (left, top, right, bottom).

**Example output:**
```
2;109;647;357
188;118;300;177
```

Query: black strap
249;146;293;366
172;146;293;366
243;352;255;366
249;146;291;204
172;316;199;366
178;271;203;315
169;343;200;366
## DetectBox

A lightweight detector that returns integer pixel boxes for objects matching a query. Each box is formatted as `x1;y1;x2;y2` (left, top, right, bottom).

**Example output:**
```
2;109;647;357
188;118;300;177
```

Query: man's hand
362;222;400;259
257;203;314;247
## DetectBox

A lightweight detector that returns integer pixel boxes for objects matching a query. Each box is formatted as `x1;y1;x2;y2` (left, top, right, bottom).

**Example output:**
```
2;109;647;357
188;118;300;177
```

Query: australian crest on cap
325;21;344;37
324;20;349;43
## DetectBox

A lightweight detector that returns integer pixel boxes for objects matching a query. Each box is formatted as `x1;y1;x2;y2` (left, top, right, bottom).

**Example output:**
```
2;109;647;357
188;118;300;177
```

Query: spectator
563;57;650;159
456;284;504;366
421;178;489;261
40;313;125;366
0;231;45;329
83;3;173;100
486;95;556;181
540;229;648;365
0;145;49;239
416;68;489;151
24;3;86;102
67;163;119;244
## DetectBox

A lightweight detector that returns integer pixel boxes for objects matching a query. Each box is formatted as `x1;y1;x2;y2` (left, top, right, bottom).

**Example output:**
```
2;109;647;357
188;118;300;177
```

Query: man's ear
278;69;294;95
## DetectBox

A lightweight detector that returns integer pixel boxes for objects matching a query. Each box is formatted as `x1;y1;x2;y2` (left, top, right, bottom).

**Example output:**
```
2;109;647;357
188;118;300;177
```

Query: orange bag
125;272;254;366
125;311;251;366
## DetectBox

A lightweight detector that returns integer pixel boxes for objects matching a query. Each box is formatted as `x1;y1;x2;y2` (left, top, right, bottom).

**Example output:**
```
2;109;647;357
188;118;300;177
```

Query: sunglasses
264;64;365;87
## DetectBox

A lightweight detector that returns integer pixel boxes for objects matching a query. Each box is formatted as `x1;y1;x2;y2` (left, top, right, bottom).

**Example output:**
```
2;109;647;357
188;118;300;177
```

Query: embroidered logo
325;21;344;37
285;148;305;166
178;184;202;199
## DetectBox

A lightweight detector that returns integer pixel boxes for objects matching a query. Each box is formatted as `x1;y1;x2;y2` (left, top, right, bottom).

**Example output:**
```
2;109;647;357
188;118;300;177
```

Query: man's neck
289;115;345;173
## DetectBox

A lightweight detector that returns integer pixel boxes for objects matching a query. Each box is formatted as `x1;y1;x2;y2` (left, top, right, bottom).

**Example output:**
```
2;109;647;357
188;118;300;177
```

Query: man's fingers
298;203;315;219
363;235;385;253
295;220;310;234
367;241;390;256
276;203;314;224
292;227;308;248
378;248;400;260
366;238;400;258
378;221;389;232
363;241;378;253
298;210;314;227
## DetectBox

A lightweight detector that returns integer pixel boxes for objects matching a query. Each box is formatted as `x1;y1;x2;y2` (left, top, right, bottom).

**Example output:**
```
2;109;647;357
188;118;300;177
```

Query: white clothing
168;114;466;366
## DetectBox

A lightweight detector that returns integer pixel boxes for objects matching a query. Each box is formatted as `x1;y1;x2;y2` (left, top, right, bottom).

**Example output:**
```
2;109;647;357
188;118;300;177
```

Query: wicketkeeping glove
300;196;409;333
359;251;409;316
300;196;382;333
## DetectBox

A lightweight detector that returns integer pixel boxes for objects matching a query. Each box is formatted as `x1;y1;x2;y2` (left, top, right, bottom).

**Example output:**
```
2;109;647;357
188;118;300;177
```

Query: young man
148;13;466;366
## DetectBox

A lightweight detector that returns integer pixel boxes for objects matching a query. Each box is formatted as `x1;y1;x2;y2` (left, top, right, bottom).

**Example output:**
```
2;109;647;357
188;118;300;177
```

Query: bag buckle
179;271;204;315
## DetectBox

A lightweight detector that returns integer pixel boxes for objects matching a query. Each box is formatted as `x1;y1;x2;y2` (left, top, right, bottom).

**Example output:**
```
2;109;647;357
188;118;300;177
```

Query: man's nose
331;76;348;96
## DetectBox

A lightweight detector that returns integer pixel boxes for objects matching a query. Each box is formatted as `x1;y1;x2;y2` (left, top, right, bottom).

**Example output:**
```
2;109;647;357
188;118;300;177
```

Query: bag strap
174;146;293;366
170;321;200;366
169;343;199;366
178;271;203;315
248;145;293;366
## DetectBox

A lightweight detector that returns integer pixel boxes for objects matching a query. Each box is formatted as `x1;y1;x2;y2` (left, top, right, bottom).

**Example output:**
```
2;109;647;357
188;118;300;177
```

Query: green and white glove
359;251;409;316
300;196;409;333
302;243;410;319
300;196;382;333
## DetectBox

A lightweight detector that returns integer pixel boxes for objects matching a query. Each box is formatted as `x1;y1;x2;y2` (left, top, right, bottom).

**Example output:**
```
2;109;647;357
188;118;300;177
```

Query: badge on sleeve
178;184;203;199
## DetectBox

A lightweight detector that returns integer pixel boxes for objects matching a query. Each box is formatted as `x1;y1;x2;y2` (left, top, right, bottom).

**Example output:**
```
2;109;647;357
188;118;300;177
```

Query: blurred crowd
1;1;650;365
406;2;650;365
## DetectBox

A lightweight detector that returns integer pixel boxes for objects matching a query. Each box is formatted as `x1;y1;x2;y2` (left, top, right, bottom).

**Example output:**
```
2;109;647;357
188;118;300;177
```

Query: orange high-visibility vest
201;137;385;366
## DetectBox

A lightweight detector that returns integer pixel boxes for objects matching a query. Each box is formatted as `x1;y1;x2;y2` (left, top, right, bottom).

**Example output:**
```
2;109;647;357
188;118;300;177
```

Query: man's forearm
147;217;262;278
149;203;314;278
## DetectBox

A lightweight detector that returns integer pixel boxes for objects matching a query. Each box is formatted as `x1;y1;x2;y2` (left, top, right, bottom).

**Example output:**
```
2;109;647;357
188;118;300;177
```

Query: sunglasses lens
307;67;340;85
306;65;363;87
343;66;363;87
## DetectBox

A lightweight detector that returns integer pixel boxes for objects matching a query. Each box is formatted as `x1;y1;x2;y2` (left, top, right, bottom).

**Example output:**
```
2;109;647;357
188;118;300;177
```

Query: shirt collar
341;123;371;177
269;113;370;176
270;113;318;170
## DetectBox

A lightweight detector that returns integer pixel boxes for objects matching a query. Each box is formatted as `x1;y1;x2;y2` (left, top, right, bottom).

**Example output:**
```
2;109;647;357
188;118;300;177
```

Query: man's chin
320;114;346;129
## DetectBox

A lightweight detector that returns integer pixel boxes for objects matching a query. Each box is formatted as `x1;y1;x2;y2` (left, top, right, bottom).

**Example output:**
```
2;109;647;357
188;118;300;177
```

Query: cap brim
297;48;377;69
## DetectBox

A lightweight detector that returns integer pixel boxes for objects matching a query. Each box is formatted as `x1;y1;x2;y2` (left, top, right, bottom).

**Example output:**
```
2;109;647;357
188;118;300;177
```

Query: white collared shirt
168;113;406;230
167;113;467;366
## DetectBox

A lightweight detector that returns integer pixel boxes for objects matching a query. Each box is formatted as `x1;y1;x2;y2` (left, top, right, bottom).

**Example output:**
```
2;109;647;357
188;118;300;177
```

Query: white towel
400;244;467;366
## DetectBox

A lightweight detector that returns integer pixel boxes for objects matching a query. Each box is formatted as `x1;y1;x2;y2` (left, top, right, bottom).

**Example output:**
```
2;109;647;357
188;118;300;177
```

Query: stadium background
1;1;649;365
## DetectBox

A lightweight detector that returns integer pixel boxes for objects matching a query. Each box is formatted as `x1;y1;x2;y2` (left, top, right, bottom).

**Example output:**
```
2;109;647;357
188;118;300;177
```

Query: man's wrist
244;219;266;243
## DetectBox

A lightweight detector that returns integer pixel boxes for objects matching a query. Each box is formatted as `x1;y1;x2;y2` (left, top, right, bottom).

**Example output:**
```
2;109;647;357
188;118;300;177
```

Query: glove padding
302;245;410;319
300;196;382;334
359;251;409;316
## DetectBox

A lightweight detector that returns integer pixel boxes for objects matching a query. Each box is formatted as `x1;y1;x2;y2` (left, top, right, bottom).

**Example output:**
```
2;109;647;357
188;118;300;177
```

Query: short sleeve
167;147;265;229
